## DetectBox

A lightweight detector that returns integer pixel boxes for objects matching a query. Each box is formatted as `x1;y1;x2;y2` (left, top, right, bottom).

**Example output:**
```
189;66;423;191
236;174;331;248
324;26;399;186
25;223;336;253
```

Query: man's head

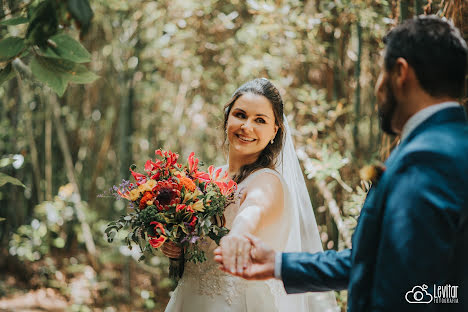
375;15;468;135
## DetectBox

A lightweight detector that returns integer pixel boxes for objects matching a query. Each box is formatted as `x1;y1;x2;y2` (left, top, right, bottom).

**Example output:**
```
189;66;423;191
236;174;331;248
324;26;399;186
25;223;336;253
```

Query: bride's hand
218;232;251;275
161;240;183;259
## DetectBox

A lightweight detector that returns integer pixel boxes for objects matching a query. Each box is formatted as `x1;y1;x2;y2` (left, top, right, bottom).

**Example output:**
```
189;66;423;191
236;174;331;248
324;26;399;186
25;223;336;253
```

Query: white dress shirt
273;101;461;280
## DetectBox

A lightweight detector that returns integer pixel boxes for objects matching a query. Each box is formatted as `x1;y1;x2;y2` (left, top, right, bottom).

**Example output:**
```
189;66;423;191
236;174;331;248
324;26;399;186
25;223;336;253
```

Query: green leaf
39;33;91;63
30;56;68;96
0;37;25;62
0;172;25;188
67;0;94;36
0;64;15;86
0;17;29;26
26;1;58;47
30;56;98;96
0;157;15;168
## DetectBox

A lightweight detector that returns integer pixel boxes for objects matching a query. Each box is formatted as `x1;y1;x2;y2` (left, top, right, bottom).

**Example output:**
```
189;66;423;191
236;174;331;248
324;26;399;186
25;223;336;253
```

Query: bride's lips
235;134;256;143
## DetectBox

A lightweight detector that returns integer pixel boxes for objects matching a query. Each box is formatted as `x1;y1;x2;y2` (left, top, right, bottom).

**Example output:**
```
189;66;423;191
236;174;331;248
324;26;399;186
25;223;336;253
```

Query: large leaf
67;64;99;84
0;172;25;188
30;56;68;96
0;37;25;62
0;64;15;86
67;0;94;36
31;56;98;96
0;157;14;168
0;16;29;26
39;33;91;63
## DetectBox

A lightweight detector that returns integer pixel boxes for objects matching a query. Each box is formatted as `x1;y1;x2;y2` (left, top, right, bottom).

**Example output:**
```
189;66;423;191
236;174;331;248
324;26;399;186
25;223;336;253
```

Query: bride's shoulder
243;168;284;192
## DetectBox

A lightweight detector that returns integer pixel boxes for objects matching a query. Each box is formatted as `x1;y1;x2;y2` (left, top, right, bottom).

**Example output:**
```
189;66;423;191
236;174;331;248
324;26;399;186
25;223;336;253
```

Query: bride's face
226;93;278;159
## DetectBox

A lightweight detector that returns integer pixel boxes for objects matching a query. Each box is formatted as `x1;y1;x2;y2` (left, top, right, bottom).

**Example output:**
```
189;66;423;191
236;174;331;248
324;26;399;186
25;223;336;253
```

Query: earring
270;139;274;144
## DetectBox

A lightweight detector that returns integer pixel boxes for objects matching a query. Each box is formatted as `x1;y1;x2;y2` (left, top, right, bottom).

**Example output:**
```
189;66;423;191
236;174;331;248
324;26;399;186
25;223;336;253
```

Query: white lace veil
271;114;339;312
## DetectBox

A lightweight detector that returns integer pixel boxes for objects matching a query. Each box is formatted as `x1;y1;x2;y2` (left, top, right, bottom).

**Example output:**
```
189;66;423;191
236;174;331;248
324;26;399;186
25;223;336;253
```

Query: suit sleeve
281;249;351;293
369;151;462;310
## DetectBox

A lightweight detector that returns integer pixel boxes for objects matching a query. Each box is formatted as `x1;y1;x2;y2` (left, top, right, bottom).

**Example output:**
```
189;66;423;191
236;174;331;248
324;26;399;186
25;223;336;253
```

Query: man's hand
214;233;276;280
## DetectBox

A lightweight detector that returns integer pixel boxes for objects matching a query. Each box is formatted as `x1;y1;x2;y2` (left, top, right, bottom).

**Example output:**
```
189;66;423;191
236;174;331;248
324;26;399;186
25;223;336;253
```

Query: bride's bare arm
218;172;284;275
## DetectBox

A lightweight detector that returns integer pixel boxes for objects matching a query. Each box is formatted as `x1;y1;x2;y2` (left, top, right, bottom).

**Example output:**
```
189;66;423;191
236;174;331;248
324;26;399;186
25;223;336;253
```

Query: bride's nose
240;119;254;132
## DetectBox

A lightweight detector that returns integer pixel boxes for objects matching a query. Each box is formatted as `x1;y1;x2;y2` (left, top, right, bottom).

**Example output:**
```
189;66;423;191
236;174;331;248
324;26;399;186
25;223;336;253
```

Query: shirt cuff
274;252;282;280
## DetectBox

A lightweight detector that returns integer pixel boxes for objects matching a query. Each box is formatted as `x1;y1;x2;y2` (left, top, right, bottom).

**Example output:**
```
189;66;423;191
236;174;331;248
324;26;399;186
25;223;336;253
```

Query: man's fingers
214;255;223;264
213;247;222;255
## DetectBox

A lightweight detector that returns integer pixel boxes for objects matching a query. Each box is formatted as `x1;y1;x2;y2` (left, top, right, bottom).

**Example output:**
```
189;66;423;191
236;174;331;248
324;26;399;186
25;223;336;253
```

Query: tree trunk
353;23;362;156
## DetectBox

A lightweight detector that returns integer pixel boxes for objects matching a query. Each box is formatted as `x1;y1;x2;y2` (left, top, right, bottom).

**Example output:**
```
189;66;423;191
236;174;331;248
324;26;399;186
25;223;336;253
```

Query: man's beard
378;80;398;136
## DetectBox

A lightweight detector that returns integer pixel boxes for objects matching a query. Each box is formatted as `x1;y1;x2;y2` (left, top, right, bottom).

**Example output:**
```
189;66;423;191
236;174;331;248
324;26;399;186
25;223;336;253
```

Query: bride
163;78;338;311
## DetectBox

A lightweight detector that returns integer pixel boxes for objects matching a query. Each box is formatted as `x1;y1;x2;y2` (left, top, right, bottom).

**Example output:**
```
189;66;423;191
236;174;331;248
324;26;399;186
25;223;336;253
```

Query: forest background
0;0;467;311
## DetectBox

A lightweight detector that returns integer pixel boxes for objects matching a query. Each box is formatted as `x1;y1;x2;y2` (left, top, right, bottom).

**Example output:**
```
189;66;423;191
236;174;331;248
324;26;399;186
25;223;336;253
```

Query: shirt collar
400;101;461;142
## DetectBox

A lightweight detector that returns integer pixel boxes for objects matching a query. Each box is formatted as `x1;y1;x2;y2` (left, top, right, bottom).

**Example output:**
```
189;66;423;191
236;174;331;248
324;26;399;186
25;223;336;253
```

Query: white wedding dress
165;116;339;312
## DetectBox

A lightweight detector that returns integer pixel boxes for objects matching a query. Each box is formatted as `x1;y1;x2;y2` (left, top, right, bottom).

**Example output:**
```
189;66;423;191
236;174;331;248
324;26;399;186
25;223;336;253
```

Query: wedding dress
165;116;339;312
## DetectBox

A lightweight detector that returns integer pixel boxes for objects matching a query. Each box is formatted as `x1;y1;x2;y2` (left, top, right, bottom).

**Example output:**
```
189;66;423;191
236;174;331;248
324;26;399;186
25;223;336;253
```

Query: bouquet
105;149;237;279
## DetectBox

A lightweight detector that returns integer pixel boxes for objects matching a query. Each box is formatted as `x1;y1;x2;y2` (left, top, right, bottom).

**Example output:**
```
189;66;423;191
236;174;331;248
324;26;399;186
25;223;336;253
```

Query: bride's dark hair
223;78;285;183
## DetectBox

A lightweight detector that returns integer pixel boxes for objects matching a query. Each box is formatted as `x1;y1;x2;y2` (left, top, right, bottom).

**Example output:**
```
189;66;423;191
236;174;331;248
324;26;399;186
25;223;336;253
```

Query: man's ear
393;57;409;89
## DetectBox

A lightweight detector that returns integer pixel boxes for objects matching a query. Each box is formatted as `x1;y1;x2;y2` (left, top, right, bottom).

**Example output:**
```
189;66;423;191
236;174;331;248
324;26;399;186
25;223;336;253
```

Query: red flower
148;221;166;248
176;204;194;213
144;159;163;174
139;191;155;210
155;149;179;169
214;180;237;196
130;168;147;186
152;180;181;211
188;216;197;227
188;152;200;174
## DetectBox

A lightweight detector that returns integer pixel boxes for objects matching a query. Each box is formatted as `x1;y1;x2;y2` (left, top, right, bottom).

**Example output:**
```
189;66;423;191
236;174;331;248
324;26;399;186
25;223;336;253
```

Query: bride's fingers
237;239;250;274
221;239;236;274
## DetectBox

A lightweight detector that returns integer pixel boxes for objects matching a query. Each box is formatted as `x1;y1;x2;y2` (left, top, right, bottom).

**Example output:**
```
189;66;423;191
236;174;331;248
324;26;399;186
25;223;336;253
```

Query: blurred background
0;0;467;311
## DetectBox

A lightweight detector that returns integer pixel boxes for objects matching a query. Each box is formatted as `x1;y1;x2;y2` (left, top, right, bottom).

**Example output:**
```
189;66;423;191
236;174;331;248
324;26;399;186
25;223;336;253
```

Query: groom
215;16;468;311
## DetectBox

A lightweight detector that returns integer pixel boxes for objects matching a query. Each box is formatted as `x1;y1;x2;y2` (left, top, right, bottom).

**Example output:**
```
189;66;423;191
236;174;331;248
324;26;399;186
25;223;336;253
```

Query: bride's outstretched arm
217;172;284;276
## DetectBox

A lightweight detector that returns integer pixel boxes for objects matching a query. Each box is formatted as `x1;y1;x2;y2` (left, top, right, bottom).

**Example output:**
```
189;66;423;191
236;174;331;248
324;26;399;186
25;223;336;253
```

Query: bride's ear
273;125;279;138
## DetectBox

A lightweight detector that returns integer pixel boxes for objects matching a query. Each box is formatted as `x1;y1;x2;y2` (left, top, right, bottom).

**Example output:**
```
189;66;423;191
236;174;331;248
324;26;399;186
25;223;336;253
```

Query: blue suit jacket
281;106;468;311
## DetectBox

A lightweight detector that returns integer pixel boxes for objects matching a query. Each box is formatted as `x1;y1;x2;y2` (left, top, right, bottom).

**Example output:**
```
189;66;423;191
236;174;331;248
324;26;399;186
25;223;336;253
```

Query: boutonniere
359;162;386;190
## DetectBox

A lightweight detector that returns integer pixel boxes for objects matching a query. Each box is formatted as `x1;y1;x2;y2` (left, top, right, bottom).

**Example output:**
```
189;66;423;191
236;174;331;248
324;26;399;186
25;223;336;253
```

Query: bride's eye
235;112;246;119
256;118;266;124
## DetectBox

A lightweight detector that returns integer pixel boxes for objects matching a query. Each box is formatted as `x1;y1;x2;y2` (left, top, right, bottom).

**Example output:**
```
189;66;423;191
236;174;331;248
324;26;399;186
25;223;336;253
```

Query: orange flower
139;191;155;210
179;176;196;192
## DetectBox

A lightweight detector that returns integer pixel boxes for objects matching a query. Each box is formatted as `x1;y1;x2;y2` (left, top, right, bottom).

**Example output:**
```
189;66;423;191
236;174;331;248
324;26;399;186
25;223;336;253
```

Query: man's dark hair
383;15;468;98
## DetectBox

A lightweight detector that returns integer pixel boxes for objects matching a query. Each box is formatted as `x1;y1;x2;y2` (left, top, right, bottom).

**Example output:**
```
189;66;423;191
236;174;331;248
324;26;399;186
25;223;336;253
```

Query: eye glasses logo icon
405;284;433;304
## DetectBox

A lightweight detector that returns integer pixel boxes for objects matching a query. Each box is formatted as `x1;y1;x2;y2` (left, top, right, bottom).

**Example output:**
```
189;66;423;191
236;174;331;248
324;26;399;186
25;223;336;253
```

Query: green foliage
0;0;96;94
0;64;15;86
0;16;28;26
67;0;94;36
9;198;75;261
26;0;59;47
0;156;25;188
39;33;92;63
0;37;25;62
30;55;98;96
0;172;25;188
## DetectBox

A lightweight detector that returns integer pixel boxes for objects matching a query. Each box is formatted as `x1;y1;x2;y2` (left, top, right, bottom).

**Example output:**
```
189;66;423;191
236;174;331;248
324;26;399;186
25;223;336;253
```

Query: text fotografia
405;284;459;304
